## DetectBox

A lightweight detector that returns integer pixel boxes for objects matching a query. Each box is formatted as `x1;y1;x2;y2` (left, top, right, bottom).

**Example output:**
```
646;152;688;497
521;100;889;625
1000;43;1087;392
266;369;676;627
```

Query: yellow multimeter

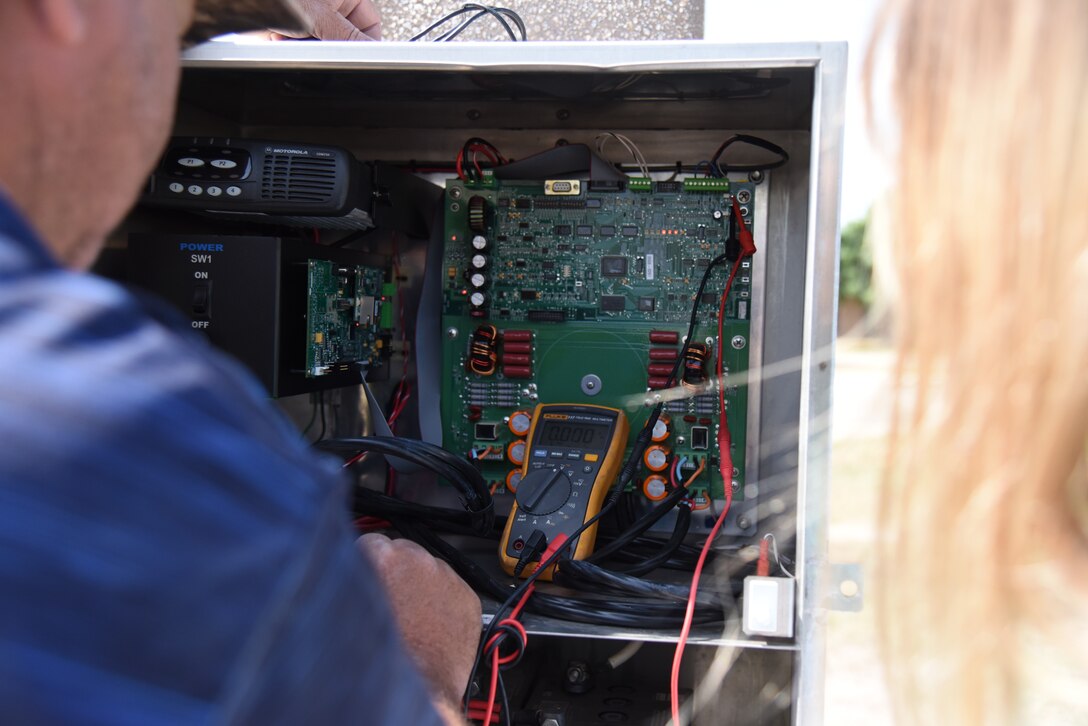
498;403;630;580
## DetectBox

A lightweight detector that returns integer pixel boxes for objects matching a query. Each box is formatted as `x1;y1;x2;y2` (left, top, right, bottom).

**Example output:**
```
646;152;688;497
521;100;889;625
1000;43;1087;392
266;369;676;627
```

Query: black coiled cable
317;437;494;536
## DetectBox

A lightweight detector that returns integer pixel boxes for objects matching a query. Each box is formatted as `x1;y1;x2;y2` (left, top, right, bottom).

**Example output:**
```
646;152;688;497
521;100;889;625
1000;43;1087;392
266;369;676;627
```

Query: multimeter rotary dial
515;467;573;516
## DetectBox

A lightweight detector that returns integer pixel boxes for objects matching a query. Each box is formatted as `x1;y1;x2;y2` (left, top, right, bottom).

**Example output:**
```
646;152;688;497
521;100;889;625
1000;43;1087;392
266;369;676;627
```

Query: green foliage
839;217;873;305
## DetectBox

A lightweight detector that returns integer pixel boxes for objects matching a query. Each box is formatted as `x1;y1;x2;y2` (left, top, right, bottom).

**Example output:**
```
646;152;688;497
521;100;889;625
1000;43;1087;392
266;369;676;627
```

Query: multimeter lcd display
536;421;612;448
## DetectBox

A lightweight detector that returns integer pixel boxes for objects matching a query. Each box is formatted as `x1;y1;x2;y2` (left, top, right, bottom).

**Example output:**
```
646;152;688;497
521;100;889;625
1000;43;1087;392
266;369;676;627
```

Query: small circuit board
440;178;755;521
305;259;386;377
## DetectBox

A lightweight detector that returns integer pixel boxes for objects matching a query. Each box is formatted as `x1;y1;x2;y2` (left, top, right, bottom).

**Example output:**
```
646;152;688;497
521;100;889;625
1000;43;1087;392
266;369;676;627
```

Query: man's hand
273;0;382;41
358;533;482;713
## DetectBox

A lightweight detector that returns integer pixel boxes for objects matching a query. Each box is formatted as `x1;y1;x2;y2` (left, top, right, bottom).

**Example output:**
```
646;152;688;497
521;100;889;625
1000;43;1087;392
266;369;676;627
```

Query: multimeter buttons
515;467;573;516
507;440;527;466
508;410;532;436
643;445;670;472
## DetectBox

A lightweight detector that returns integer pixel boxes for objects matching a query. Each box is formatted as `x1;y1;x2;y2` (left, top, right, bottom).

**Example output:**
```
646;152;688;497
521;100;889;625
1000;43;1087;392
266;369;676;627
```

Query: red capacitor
647;377;670;389
698;417;712;425
503;342;533;354
503;329;533;342
470;310;487;318
647;363;674;377
503;354;532;366
649;330;680;344
683;415;697;423
503;365;533;379
468;406;484;421
649;348;679;361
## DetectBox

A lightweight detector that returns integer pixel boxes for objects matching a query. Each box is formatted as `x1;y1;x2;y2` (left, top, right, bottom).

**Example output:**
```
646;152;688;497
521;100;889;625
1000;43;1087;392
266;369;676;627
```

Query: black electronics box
127;234;388;397
142;138;370;223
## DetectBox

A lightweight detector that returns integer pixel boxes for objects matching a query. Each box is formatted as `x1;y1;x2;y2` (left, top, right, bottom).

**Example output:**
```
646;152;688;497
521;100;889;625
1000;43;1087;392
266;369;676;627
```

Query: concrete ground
374;1;704;42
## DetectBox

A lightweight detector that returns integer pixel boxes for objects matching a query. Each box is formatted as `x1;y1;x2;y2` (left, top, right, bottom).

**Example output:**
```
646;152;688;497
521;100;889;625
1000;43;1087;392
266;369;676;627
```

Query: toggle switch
192;282;211;317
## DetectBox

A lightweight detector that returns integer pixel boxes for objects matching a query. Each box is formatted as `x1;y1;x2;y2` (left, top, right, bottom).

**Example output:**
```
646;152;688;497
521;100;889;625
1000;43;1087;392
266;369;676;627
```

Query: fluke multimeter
499;404;630;580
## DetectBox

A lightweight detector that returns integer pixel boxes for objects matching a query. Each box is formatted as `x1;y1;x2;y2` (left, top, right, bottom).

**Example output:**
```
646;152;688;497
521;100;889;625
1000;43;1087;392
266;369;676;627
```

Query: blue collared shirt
0;192;442;725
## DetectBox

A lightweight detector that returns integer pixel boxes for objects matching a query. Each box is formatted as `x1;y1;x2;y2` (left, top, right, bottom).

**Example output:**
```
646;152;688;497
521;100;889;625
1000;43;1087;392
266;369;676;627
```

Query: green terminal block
380;282;396;329
628;177;653;192
683;178;732;193
465;171;499;189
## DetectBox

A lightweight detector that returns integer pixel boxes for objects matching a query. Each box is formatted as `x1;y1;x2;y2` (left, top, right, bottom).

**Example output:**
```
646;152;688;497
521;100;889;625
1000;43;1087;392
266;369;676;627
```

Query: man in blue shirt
0;1;480;723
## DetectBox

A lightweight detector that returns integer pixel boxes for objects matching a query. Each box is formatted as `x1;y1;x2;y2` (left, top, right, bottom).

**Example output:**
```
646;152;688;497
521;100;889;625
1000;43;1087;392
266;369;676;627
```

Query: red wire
343;451;368;468
480;535;567;725
670;198;756;725
483;649;500;726
757;537;771;577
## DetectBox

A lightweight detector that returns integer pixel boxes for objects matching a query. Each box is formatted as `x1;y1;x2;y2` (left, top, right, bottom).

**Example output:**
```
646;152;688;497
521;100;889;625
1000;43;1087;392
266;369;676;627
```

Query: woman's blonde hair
868;0;1088;722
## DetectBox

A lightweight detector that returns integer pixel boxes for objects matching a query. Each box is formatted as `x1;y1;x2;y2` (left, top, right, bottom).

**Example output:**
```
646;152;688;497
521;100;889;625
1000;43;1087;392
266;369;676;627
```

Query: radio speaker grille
260;155;337;202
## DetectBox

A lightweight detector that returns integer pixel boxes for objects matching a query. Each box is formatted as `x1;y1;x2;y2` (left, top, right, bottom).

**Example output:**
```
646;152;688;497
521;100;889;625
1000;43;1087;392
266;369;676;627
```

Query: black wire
554;559;721;606
610;502;692;576
300;395;318;439
410;4;525;42
316;390;327;442
409;6;476;41
587;485;690;563
497;669;512;726
440;9;515;42
397;519;728;629
317;437;494;535
433;10;487;41
710;134;790;176
458;5;524;41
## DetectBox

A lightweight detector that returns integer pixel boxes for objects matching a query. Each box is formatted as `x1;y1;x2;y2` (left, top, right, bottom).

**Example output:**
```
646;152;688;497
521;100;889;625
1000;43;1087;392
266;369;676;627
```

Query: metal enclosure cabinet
169;40;846;725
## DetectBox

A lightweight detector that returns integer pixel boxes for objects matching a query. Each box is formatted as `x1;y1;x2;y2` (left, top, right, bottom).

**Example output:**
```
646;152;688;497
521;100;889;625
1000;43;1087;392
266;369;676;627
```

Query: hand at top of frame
272;0;381;41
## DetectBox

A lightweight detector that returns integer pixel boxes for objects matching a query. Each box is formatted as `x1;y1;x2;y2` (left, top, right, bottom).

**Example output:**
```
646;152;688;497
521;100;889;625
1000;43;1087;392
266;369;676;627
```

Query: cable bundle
411;5;526;43
318;437;494;536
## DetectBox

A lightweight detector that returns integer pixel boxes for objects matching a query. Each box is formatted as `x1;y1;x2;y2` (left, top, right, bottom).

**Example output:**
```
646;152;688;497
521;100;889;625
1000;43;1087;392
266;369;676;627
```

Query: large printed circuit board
305;259;386;376
440;178;755;522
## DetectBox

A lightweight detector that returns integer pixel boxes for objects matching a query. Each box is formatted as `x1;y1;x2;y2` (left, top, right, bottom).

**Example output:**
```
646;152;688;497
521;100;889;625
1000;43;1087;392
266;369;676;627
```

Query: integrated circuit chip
600;295;626;312
601;256;628;277
638;297;656;312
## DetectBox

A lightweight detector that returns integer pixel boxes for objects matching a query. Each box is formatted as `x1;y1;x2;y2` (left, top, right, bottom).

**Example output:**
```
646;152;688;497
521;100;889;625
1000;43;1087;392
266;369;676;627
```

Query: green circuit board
305;259;386;376
440;177;755;516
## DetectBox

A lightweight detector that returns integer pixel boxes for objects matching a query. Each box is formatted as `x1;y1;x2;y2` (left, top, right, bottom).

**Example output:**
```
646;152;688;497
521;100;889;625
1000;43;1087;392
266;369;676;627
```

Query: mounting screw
749;170;765;184
556;108;571;121
737;515;751;529
450;202;460;213
466;108;481;121
731;480;740;492
449;187;463;199
564;660;593;695
712;209;724;220
731;335;746;350
446;327;459;339
581;374;602;396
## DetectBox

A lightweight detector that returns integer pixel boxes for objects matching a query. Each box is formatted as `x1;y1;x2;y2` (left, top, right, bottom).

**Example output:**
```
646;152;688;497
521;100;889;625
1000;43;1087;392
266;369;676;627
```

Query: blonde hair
868;0;1088;723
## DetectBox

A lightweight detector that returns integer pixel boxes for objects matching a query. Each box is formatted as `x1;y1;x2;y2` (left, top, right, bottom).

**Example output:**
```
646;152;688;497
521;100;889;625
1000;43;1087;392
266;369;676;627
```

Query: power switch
192;282;211;317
